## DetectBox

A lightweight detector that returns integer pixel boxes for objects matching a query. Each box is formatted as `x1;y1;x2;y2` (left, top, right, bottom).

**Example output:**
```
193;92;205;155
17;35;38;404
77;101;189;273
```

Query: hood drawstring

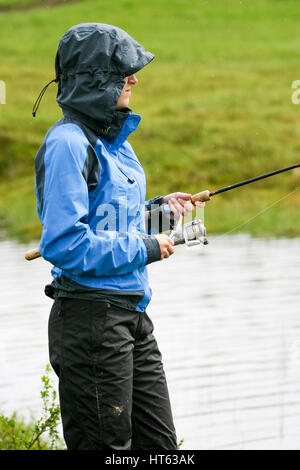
32;77;59;117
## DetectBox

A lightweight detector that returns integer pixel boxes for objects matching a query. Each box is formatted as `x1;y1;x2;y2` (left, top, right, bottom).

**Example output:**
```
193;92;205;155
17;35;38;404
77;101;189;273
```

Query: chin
117;100;130;111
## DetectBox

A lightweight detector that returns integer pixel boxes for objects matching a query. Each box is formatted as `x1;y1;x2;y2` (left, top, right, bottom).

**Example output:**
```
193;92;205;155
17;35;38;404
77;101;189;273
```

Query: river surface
0;235;299;450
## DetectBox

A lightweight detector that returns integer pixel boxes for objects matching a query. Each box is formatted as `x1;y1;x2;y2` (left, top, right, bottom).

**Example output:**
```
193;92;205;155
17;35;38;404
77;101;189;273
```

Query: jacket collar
104;112;141;149
63;107;141;147
62;107;140;147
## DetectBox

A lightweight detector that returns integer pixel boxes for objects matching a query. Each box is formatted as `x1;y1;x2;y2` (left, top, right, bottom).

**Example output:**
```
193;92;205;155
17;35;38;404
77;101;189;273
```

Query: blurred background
0;0;299;450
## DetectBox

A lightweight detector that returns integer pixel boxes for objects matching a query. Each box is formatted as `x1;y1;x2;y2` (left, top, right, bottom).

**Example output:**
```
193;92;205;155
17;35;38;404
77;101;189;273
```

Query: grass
0;0;77;11
0;0;40;8
0;0;299;241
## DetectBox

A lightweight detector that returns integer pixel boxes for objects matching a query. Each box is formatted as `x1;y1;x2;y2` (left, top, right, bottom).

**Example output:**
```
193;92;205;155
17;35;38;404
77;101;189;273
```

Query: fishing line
222;186;300;236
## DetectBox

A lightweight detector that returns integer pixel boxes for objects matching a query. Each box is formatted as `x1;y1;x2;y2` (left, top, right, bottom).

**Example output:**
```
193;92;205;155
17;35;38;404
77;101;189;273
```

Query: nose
127;74;138;85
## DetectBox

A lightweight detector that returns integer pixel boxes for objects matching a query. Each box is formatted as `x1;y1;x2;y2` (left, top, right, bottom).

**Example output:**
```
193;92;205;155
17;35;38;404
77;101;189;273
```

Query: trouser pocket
48;298;64;378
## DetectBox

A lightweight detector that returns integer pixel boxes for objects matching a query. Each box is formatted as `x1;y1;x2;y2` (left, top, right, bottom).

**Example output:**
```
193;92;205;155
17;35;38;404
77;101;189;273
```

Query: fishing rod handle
191;190;211;204
25;239;184;259
25;235;190;258
25;248;41;261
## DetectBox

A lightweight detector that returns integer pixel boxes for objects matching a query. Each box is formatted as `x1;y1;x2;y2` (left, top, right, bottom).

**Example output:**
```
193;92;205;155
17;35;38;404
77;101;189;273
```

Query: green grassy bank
0;0;299;241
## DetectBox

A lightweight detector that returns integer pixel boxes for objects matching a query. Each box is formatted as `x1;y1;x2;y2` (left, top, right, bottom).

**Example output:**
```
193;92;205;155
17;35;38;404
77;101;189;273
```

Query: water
0;234;299;450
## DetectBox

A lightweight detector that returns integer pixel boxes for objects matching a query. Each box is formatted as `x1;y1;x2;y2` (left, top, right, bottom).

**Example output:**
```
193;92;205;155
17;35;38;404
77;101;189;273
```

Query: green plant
0;413;32;450
27;364;62;450
0;364;63;450
177;438;184;450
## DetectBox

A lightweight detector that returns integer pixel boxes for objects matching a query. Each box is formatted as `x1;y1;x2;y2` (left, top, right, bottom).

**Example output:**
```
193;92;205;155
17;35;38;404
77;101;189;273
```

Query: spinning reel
165;207;208;247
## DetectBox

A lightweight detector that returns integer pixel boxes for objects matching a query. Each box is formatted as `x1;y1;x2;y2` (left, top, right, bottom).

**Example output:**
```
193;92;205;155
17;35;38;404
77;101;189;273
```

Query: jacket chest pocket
115;165;144;225
117;165;136;185
116;164;141;200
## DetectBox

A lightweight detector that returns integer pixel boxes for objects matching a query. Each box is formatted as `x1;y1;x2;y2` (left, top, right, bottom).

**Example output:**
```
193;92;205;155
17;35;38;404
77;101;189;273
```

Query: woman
34;23;200;450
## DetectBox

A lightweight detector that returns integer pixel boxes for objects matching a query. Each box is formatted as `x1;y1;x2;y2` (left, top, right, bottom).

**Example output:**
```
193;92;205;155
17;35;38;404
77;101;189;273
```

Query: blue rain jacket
34;24;162;312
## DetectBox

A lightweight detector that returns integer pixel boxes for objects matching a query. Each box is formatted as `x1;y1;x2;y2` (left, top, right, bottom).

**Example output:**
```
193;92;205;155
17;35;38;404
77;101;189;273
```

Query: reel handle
25;248;41;261
174;238;185;246
191;190;211;204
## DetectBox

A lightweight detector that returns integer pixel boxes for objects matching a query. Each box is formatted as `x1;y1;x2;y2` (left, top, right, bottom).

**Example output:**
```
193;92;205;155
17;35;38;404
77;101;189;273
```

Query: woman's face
116;74;138;110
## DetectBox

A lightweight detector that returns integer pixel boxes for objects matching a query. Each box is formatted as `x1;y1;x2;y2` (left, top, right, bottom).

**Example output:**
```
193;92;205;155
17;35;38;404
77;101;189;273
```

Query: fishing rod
171;162;300;246
191;162;300;204
24;163;300;258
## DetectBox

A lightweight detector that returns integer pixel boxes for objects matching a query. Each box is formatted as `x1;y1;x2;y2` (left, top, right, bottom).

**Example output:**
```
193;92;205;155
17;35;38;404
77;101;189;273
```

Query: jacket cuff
145;195;164;211
142;237;161;265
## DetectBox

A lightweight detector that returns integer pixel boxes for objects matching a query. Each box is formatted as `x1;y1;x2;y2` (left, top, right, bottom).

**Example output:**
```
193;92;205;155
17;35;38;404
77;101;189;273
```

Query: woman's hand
163;192;205;217
154;234;175;260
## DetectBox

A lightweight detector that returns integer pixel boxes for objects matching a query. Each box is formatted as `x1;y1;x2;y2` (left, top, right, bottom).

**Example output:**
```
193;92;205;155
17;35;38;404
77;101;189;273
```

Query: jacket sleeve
36;127;151;277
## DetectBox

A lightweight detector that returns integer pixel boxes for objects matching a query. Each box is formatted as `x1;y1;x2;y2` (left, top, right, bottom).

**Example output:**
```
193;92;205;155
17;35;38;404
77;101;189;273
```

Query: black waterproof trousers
48;298;177;450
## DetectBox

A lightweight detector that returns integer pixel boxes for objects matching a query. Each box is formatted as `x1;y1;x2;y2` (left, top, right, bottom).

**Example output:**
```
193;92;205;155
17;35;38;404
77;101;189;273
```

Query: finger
171;198;185;215
177;198;188;208
168;245;175;255
173;192;192;200
175;201;192;217
179;200;194;213
194;201;206;207
168;199;179;217
168;205;178;218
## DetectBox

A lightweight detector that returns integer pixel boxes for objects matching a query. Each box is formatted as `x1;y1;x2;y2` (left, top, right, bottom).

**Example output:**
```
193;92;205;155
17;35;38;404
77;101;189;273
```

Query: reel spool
182;218;208;246
167;207;208;247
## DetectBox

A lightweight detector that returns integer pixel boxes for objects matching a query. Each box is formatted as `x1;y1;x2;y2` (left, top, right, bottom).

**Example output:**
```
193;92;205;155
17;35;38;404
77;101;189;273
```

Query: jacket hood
54;23;155;142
